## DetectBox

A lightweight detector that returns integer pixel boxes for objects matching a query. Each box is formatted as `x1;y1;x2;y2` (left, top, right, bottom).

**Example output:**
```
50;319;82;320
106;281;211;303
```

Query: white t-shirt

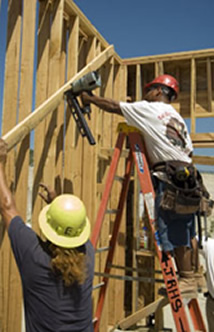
120;100;193;166
200;237;214;298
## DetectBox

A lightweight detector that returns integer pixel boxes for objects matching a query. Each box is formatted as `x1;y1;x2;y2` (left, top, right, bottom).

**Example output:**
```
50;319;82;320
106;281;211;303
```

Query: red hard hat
144;74;179;99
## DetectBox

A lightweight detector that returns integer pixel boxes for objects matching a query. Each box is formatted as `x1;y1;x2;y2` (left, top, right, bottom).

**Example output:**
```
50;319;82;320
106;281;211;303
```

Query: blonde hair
49;244;87;287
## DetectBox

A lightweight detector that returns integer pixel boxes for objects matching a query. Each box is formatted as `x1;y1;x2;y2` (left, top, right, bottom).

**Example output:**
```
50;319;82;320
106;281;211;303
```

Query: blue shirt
8;216;94;332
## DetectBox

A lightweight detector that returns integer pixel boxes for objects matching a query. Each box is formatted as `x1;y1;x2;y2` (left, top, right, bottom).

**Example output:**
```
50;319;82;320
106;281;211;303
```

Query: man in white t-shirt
200;236;214;331
80;74;201;296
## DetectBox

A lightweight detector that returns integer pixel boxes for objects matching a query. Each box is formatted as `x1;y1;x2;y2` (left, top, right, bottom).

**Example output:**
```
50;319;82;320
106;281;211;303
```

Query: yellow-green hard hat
39;194;91;248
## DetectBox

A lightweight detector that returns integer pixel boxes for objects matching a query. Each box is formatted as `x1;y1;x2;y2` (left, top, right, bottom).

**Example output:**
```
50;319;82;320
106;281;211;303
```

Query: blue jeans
154;177;196;252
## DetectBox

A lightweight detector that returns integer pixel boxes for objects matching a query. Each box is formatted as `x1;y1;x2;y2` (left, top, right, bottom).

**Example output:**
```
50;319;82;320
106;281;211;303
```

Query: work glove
38;183;57;204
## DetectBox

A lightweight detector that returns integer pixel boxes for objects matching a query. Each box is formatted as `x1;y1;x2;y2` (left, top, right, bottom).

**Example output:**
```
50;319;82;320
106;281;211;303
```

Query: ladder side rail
93;151;134;332
91;132;126;248
128;132;192;332
188;298;207;331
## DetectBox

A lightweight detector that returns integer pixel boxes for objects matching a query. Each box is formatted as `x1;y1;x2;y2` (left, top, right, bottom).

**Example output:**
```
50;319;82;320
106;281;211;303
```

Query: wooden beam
193;112;214;118
2;45;115;150
31;0;51;234
118;296;168;330
193;155;214;165
136;64;142;101
193;142;214;148
190;58;196;133
191;132;214;141
0;0;22;330
123;49;214;65
207;58;213;112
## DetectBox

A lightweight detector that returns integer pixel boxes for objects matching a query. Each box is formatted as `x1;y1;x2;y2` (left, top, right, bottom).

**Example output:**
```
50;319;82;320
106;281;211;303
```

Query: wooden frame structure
0;1;213;331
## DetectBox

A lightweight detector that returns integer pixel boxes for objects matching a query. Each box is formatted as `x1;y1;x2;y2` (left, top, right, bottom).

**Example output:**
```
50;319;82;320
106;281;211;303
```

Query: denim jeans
154;177;196;252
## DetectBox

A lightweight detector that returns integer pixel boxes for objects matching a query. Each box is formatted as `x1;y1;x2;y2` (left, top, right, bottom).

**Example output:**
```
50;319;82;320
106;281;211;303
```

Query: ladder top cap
117;122;141;134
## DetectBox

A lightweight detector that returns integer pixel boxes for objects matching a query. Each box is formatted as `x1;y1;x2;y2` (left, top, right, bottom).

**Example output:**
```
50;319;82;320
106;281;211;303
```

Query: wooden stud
7;0;37;331
32;0;51;234
190;58;196;133
207;58;213;113
0;0;22;331
55;18;67;194
63;14;79;195
108;64;127;324
81;36;97;220
136;64;142;101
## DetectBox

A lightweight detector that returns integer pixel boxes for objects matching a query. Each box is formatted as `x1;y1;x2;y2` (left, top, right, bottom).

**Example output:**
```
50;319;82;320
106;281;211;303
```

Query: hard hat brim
38;205;91;248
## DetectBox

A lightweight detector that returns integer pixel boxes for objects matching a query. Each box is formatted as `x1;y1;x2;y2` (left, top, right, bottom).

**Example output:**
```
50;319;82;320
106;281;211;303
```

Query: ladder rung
93;282;105;290
96;246;110;253
94;272;164;283
106;209;119;214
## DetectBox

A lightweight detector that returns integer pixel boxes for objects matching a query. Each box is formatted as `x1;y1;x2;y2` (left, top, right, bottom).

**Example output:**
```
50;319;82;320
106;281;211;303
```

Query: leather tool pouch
153;160;203;214
160;185;201;214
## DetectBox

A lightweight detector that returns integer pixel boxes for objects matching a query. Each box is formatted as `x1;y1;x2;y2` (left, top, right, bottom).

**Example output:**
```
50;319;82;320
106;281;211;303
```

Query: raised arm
80;91;123;116
0;139;19;229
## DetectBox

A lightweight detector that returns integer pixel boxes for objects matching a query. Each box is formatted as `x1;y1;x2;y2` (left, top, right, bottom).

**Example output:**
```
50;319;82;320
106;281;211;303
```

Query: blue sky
1;0;214;106
0;0;214;169
74;0;214;58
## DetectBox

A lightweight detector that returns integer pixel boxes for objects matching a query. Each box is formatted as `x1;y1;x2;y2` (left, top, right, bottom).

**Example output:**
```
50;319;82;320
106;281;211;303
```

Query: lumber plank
118;296;168;330
190;58;196;133
42;0;64;194
63;14;79;195
32;0;51;234
99;58;115;332
191;132;214;141
0;0;22;331
81;36;97;221
2;45;115;151
7;1;37;331
193;155;214;165
55;17;67;194
136;64;142;101
108;64;127;324
123;48;214;65
207;58;213;112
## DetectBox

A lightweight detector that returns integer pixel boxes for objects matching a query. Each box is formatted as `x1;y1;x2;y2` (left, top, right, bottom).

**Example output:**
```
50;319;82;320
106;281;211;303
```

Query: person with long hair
0;139;94;332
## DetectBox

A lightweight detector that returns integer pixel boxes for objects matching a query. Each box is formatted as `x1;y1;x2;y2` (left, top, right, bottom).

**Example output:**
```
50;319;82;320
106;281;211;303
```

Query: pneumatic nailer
64;71;101;145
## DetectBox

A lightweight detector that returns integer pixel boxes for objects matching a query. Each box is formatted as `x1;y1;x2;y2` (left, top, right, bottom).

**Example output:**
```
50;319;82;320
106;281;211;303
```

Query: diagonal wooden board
118;296;169;330
2;45;115;151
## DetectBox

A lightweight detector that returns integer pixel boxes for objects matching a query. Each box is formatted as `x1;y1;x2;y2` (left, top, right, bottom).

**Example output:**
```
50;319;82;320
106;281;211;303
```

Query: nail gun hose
66;93;96;145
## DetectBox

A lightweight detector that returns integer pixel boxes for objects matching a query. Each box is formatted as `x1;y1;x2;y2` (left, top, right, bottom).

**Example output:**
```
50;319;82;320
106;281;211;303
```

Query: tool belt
152;160;212;215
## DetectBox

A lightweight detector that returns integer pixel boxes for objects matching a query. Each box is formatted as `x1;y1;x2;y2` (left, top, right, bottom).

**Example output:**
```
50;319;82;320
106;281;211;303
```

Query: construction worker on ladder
81;74;206;297
0;139;94;332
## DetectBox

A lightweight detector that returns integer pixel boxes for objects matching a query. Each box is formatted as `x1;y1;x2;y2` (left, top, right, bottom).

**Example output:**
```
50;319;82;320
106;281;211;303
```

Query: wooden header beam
193;155;214;165
123;48;214;65
2;45;115;151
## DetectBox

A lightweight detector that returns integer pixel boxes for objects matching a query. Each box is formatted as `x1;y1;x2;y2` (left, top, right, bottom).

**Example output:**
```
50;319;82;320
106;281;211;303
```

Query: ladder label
162;256;183;314
134;144;144;173
144;193;155;220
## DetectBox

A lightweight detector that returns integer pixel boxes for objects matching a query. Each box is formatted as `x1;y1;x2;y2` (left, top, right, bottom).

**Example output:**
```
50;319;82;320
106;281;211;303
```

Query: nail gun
64;71;101;145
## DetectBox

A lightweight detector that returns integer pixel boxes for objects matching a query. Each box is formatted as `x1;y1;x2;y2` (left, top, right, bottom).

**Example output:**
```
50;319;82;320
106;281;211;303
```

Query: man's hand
38;183;57;204
80;91;122;115
80;91;92;107
0;139;8;165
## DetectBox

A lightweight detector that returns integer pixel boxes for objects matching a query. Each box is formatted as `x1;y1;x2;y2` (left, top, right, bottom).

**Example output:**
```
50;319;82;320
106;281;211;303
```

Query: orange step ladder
91;123;207;332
